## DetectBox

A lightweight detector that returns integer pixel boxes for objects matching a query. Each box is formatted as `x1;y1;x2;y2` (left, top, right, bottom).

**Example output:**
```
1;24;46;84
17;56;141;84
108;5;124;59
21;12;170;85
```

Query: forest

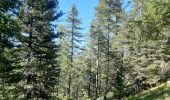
0;0;170;100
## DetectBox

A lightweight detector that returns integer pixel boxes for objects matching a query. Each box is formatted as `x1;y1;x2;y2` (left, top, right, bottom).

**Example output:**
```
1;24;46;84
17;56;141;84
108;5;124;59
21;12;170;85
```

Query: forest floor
126;83;170;100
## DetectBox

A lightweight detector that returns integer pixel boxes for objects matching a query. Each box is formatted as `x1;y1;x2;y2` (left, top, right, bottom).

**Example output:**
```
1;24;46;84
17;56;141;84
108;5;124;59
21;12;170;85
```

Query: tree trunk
88;56;92;98
95;33;100;99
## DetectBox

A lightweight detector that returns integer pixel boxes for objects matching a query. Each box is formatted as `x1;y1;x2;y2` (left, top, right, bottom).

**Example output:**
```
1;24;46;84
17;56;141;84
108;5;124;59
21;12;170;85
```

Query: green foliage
57;4;84;98
1;0;170;99
0;0;22;99
127;84;170;100
17;0;62;99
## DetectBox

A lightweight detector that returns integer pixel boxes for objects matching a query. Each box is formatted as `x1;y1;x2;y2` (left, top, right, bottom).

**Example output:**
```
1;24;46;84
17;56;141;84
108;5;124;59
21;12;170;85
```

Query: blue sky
58;0;98;36
58;0;131;30
58;0;131;44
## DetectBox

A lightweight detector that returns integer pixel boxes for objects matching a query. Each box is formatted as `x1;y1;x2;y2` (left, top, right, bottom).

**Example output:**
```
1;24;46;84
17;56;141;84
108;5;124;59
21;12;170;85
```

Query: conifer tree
57;25;70;96
90;22;101;98
19;0;62;99
95;0;123;99
0;0;21;99
65;4;83;97
122;0;170;95
84;28;96;98
89;19;106;98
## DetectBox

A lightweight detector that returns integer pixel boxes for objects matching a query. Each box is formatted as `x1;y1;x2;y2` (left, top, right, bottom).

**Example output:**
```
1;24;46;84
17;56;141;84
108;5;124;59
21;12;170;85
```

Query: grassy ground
126;83;170;100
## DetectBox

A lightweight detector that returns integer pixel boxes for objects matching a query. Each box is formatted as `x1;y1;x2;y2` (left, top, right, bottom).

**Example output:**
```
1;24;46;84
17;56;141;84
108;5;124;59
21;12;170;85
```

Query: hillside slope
127;84;170;100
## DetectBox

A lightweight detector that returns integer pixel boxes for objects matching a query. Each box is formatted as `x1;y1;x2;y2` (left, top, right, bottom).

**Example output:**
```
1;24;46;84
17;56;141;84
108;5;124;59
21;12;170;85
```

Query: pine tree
19;0;62;99
89;20;106;98
109;0;127;99
65;4;83;97
95;0;124;99
97;1;112;99
0;0;21;99
84;29;96;98
122;0;170;95
57;24;71;97
90;22;101;98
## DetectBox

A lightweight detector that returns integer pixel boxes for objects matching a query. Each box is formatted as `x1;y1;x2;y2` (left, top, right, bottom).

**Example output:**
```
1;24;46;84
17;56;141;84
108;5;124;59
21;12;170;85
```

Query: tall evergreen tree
90;22;101;98
95;0;124;99
65;4;83;97
122;0;170;95
57;25;70;97
0;0;21;99
19;0;62;99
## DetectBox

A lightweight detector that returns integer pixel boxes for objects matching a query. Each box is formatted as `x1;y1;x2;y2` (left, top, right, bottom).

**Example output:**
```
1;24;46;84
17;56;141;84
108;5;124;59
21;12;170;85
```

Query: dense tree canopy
0;0;170;99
